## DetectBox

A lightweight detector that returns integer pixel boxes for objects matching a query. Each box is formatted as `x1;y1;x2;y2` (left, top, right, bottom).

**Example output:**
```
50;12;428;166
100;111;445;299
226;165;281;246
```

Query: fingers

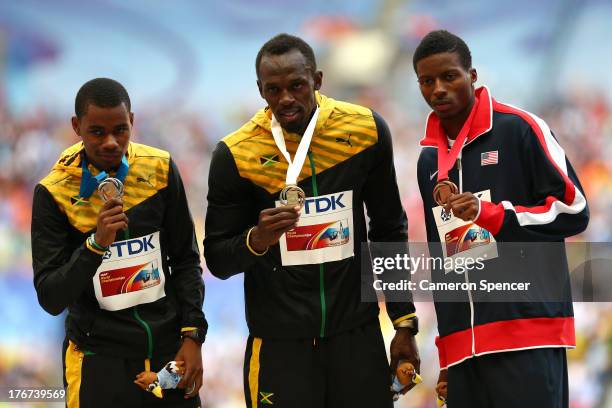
174;361;186;375
260;205;300;216
252;206;302;249
101;197;123;210
445;192;479;221
184;371;202;399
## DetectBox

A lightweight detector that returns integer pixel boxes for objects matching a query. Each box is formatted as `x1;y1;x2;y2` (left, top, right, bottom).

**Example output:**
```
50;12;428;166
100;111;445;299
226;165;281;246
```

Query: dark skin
416;51;480;220
436;369;448;401
250;49;322;251
71;103;132;247
254;49;419;392
390;328;421;394
72;103;202;398
175;337;203;398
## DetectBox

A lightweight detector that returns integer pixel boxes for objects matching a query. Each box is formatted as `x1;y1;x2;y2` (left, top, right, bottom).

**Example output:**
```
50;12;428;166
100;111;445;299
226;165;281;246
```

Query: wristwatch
181;328;206;344
395;316;419;336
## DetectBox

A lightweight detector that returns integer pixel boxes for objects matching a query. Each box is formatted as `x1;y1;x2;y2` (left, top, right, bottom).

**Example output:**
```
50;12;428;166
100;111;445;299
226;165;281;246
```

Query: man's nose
100;133;119;150
279;89;295;105
433;78;447;98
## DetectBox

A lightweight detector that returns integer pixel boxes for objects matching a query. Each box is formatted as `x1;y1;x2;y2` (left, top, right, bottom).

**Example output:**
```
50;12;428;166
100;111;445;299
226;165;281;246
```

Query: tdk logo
304;193;346;215
104;235;156;259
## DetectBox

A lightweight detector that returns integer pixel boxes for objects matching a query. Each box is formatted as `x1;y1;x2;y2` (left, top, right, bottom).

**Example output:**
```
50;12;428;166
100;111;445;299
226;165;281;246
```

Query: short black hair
255;33;317;77
75;78;131;118
413;30;472;72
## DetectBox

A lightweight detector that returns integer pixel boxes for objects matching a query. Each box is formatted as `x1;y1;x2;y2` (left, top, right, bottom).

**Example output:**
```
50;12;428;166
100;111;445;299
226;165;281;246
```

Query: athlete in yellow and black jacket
204;34;418;408
31;78;206;407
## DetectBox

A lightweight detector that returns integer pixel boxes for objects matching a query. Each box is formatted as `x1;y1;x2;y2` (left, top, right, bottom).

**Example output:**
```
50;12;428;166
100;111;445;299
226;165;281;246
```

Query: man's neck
440;99;475;140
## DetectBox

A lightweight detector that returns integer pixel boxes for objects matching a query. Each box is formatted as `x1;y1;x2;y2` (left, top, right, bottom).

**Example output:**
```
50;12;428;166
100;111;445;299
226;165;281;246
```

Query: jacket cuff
474;200;505;235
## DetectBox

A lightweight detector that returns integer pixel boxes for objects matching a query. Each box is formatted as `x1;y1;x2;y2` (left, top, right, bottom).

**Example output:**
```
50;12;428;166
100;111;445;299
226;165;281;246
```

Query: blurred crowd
1;14;611;406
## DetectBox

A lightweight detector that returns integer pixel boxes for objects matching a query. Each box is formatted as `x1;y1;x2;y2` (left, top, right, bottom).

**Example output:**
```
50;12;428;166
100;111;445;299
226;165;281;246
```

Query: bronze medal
279;184;305;208
433;180;458;206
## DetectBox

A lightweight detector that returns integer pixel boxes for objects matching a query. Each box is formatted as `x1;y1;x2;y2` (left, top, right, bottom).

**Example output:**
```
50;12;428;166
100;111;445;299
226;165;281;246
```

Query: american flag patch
481;151;498;166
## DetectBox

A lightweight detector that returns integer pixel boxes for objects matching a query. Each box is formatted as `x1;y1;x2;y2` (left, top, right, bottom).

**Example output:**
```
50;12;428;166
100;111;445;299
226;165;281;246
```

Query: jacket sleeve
363;111;416;323
31;184;103;316
203;141;259;279
164;159;208;334
475;116;589;241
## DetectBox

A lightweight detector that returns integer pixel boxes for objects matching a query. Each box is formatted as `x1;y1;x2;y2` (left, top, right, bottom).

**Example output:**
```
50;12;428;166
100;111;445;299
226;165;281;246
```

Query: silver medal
98;177;124;202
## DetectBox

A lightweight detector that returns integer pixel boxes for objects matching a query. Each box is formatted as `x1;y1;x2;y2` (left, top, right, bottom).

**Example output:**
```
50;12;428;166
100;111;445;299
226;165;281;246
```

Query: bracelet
392;313;417;326
246;227;268;256
393;315;419;334
86;234;109;255
85;238;106;256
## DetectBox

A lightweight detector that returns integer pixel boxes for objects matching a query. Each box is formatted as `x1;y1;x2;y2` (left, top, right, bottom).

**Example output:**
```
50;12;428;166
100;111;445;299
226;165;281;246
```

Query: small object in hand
135;360;184;399
279;184;305;208
98;177;124;202
433;180;458;206
391;361;422;399
436;380;448;406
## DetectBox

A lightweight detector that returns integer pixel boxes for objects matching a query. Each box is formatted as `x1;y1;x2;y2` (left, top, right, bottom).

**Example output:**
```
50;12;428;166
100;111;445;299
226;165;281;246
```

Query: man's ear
129;112;134;126
469;68;477;85
71;116;80;136
313;71;323;91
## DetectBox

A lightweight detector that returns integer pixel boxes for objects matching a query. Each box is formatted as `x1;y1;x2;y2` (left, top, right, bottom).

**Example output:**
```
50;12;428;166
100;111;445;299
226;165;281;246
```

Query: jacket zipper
133;306;153;360
308;151;326;338
457;153;476;355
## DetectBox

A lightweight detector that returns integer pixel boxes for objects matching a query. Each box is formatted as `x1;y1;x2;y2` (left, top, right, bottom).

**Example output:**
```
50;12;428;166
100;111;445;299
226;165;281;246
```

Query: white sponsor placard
277;190;354;266
432;190;498;273
93;231;166;311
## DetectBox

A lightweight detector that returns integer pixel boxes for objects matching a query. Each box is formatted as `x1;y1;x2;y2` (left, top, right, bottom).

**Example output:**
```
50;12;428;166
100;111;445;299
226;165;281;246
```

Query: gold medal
279;184;305;208
433;180;458;206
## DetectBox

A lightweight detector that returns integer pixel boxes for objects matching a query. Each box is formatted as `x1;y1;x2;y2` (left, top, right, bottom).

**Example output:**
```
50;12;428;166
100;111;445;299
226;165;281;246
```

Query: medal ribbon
436;97;479;182
270;107;320;185
79;154;129;199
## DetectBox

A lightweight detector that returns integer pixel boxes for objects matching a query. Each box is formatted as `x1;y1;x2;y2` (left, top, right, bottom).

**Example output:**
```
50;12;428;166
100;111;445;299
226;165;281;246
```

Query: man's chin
279;120;303;134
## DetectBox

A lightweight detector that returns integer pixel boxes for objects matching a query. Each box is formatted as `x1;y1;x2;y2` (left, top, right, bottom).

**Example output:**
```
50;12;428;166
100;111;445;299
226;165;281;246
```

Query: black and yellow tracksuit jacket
32;142;207;359
204;92;415;339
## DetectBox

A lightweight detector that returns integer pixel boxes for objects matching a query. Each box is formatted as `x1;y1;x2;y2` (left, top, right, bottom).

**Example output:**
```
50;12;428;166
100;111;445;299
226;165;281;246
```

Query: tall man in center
204;34;419;407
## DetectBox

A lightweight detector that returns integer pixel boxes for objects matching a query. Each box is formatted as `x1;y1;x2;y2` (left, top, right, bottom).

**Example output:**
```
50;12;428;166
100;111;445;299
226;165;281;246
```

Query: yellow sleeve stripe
181;327;197;332
392;313;417;325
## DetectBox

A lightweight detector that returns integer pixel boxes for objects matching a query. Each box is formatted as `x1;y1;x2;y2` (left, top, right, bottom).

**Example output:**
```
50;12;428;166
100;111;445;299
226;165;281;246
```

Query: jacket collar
420;85;493;148
249;91;335;141
52;141;134;178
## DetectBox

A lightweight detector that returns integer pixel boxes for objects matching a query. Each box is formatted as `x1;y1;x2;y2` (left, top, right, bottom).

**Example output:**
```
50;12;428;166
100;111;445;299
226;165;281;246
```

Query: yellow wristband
181;327;197;332
392;313;417;326
246;227;268;256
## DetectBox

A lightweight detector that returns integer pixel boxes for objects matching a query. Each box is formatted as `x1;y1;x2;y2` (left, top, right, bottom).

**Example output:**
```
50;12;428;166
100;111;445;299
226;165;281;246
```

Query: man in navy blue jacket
414;30;589;407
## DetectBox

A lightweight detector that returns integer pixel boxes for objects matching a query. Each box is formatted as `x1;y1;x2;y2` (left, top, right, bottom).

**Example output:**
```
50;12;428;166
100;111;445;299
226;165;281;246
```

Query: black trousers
62;338;201;408
447;348;569;408
243;322;393;408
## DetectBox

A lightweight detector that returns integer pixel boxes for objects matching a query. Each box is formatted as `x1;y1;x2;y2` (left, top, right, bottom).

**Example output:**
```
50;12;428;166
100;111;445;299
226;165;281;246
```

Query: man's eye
91;129;104;136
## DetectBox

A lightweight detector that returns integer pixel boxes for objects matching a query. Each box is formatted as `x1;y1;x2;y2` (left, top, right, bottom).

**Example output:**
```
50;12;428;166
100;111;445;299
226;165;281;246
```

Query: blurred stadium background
0;0;610;407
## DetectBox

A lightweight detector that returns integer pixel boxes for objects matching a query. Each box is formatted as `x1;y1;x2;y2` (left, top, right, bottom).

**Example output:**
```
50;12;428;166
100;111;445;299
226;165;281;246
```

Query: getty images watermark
360;242;612;303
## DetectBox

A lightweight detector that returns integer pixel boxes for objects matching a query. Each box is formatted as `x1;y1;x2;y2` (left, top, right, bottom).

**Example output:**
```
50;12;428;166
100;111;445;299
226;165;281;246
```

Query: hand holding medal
94;177;129;247
247;108;320;254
